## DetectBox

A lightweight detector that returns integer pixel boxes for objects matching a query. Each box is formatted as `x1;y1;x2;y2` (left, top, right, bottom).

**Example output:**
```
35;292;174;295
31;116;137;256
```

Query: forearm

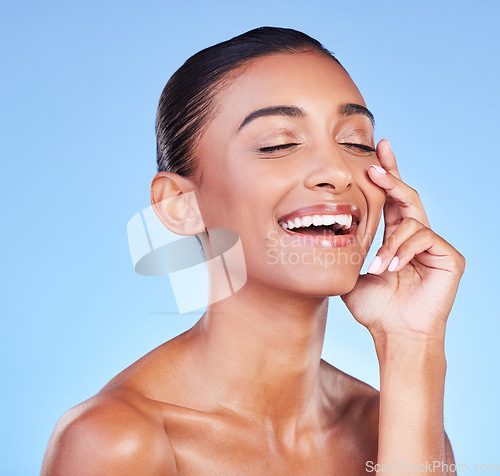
375;335;449;473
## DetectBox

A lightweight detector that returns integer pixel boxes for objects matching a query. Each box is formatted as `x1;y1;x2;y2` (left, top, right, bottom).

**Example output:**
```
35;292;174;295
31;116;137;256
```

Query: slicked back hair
155;26;343;177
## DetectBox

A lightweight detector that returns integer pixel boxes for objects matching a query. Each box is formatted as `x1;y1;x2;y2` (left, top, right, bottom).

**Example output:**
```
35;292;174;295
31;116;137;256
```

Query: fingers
367;217;426;274
367;217;466;276
368;161;430;229
376;139;401;180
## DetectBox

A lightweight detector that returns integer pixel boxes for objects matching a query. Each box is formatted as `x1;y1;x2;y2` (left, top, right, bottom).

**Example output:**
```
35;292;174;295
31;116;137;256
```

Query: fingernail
388;256;399;272
370;165;386;174
367;255;382;274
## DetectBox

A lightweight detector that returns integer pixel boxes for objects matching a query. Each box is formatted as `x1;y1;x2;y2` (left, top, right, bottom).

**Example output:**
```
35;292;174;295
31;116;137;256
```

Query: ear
150;172;205;236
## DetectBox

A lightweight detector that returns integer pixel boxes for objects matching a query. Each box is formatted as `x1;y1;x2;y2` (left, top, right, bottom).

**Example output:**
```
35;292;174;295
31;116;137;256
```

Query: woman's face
193;51;386;296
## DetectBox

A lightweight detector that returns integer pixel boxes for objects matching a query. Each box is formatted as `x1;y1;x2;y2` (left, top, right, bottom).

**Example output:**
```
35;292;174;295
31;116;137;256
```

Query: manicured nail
367;255;382;274
388;256;399;272
370;165;386;174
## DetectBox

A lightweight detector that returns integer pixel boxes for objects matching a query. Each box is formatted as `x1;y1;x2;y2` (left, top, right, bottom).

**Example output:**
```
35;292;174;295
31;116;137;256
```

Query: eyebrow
339;103;375;126
237;102;375;132
238;106;304;131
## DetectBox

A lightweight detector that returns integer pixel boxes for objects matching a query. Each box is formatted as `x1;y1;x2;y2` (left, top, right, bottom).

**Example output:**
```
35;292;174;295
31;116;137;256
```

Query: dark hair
156;26;343;177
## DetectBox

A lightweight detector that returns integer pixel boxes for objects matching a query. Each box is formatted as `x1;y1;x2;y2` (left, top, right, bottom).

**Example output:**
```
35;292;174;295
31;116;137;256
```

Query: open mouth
279;213;357;237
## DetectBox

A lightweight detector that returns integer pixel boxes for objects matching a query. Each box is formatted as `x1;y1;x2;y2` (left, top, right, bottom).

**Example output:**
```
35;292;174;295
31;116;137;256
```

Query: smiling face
192;51;386;297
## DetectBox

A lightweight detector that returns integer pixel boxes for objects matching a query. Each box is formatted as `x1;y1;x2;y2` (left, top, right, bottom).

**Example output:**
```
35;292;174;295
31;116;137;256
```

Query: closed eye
340;142;376;153
259;143;300;153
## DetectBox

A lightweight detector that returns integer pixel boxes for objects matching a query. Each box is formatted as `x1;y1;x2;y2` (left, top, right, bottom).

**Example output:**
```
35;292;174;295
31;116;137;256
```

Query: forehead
210;51;366;132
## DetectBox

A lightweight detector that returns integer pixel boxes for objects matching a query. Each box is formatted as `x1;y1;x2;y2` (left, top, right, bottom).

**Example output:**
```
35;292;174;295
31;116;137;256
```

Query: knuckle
408;186;420;200
383;233;398;252
400;186;421;207
415;226;433;238
401;217;423;229
455;251;466;272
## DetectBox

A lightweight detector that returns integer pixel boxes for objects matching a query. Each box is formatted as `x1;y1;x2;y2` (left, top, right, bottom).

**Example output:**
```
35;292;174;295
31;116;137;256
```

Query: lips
277;203;361;248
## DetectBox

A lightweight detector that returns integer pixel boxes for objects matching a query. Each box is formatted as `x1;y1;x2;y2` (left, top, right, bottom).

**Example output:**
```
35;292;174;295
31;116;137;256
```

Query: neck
187;279;329;431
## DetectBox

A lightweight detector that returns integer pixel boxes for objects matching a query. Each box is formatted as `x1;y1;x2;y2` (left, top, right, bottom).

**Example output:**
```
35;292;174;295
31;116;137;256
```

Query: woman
42;27;465;475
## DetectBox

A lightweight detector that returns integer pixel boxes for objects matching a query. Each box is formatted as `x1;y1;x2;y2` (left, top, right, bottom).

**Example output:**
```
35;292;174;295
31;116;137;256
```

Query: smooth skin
42;52;464;475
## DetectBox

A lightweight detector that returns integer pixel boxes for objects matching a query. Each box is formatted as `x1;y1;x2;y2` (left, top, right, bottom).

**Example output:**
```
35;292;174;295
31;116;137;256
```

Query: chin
300;264;362;297
249;256;364;298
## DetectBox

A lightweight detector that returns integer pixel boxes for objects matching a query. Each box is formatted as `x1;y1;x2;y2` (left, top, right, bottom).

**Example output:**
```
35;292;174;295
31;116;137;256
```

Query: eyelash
340;143;377;153
259;142;376;153
259;143;300;153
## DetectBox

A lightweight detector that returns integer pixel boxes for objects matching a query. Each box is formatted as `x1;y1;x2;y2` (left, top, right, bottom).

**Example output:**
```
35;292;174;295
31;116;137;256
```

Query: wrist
372;333;447;375
371;326;445;355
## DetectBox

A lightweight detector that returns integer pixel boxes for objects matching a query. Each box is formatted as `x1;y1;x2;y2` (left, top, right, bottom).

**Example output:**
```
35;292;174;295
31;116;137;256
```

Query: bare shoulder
320;358;379;406
41;389;178;475
319;359;379;451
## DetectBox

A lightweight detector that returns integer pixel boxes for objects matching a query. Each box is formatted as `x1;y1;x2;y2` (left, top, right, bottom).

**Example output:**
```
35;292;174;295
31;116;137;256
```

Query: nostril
316;182;351;190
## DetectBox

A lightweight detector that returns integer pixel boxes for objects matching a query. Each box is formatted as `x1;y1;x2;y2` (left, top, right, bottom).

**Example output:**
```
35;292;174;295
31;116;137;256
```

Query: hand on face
341;139;465;345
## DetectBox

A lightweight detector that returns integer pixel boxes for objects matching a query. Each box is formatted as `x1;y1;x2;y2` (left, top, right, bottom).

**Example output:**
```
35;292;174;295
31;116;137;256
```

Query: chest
165;416;377;475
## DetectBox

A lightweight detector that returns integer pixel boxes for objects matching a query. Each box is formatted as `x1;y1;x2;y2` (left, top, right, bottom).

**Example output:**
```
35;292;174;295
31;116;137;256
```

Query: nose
303;144;353;194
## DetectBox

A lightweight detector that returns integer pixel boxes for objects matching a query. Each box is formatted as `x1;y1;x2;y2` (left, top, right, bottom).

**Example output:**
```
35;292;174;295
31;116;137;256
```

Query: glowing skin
193;52;385;298
41;52;464;475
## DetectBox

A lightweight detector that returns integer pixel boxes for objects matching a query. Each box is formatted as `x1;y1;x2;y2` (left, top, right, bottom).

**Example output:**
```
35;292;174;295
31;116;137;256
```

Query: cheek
364;187;385;243
366;174;386;214
195;169;276;234
352;167;386;230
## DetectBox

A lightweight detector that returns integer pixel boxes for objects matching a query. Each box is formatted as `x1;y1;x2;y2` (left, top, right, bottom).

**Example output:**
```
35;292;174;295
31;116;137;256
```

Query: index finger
368;164;430;231
376;139;401;180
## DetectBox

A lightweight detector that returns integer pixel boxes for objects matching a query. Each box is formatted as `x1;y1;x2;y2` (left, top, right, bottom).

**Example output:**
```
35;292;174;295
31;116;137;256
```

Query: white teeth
323;215;335;226
335;214;352;228
302;216;313;227
312;215;322;226
281;213;355;230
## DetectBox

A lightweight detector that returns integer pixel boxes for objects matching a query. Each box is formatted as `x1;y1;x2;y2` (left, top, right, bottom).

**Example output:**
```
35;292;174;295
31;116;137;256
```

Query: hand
341;139;465;345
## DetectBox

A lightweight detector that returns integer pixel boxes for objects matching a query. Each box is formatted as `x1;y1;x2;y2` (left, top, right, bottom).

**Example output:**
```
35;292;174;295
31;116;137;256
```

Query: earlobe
150;172;205;236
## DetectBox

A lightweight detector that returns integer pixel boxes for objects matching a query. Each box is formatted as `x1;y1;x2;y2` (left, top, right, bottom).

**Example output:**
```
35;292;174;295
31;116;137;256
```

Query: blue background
1;0;498;473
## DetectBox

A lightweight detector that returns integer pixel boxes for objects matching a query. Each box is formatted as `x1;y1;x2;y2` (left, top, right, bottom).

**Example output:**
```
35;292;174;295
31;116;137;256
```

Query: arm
342;139;464;475
445;432;456;475
41;395;178;475
376;338;457;474
375;337;450;473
